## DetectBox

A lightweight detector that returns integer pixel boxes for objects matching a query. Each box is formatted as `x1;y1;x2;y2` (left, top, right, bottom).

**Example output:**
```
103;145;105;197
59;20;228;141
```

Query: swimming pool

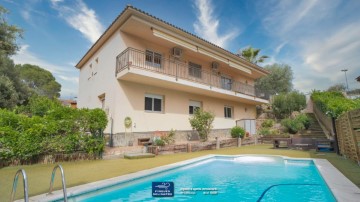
59;156;336;202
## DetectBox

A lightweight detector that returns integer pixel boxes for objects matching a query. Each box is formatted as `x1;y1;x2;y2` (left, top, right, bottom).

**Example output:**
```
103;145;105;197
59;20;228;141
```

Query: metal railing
116;48;269;100
10;169;29;202
48;164;68;202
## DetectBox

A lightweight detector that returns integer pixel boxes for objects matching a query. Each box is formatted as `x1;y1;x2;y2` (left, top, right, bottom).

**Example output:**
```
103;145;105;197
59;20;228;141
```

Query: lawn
1;144;359;201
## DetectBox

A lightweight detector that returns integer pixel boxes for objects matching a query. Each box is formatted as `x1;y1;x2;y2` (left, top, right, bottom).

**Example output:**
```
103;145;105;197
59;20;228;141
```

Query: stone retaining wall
108;129;231;147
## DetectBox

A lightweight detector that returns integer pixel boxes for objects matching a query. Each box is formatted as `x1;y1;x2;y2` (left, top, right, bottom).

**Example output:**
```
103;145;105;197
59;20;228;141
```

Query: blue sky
2;0;360;98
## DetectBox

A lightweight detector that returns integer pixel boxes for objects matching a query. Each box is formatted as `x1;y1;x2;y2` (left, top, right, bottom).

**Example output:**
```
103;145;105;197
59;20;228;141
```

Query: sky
2;0;360;99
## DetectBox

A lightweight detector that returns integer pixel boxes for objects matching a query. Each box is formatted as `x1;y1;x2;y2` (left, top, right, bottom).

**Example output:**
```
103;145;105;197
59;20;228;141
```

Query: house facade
76;6;269;146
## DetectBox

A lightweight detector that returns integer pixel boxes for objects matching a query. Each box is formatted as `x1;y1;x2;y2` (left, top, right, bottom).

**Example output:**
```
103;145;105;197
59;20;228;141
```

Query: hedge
0;96;108;165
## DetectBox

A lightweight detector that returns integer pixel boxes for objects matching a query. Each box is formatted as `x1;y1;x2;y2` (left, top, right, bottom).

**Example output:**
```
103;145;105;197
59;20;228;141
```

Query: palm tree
238;46;269;64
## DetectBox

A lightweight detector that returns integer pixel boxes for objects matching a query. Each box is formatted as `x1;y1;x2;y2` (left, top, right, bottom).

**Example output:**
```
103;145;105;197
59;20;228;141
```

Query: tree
238;46;269;64
0;54;30;107
189;109;214;141
327;83;346;92
0;75;19;108
17;64;61;98
0;6;23;56
255;63;293;95
271;91;306;119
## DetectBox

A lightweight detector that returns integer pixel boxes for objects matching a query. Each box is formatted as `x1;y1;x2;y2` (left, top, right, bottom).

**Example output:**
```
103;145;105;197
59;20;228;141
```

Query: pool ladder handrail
10;169;29;202
48;164;68;202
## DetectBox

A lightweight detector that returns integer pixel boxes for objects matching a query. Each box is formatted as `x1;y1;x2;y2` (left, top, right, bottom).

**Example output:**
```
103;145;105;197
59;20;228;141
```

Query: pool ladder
10;169;29;202
10;164;68;202
48;164;68;202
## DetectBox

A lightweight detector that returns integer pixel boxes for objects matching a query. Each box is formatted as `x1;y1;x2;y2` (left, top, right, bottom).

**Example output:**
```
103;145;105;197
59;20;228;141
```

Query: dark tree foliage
17;64;61;98
255;63;293;95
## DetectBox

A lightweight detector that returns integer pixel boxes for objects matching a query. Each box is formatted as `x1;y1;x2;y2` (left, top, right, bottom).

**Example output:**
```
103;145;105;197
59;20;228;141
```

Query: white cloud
51;0;104;43
193;0;239;48
256;0;360;92
12;44;79;97
58;75;79;84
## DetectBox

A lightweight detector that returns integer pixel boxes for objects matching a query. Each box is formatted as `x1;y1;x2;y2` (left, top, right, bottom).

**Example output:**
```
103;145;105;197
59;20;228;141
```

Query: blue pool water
67;156;336;202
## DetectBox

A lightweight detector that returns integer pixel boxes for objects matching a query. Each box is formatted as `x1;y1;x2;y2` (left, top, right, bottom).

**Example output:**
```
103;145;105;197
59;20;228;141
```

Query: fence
335;108;360;164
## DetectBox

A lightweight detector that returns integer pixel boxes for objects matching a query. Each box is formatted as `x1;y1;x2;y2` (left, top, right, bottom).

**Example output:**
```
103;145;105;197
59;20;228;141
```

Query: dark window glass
189;106;194;114
145;50;153;63
227;107;232;118
225;107;232;118
154;98;162;111
145;97;153;111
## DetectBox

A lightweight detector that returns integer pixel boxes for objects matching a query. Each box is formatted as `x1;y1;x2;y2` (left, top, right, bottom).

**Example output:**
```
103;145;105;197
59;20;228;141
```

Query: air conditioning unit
211;61;219;71
172;47;183;58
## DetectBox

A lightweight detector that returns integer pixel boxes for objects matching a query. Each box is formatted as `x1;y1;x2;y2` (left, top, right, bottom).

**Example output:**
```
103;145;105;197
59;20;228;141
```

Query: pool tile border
26;154;360;202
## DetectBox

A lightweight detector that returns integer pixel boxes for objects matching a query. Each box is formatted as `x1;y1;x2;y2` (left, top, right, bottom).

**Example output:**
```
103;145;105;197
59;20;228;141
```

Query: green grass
1;144;359;201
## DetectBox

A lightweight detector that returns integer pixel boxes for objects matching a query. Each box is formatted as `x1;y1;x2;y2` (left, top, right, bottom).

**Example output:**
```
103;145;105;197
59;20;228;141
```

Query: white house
76;6;269;146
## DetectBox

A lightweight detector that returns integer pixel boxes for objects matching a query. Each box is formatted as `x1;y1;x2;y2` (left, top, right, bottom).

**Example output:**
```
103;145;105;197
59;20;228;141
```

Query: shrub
258;127;271;136
231;126;245;138
154;138;165;146
0;96;108;165
261;119;274;128
189;109;214;141
281;118;305;134
311;91;360;118
161;129;175;145
272;91;306;119
296;114;312;129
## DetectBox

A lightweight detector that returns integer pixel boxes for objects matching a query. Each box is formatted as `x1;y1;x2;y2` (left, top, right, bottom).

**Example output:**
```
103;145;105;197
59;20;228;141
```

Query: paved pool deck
26;154;360;202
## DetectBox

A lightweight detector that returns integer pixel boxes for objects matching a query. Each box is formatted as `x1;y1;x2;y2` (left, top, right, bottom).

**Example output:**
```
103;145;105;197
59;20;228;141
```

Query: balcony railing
116;48;269;100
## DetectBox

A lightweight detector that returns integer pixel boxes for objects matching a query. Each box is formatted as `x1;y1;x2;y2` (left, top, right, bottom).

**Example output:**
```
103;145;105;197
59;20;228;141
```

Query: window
145;94;163;112
224;106;233;118
221;76;232;90
145;50;162;68
189;100;201;114
188;62;202;78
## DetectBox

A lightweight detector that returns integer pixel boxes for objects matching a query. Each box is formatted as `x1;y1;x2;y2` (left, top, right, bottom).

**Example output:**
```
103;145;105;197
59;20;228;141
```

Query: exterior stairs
299;113;328;139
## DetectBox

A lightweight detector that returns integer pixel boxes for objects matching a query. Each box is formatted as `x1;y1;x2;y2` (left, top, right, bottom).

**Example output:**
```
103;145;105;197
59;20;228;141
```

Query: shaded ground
1;144;359;201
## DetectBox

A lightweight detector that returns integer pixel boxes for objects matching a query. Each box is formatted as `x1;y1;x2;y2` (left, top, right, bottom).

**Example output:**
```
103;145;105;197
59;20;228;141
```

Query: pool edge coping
26;154;360;202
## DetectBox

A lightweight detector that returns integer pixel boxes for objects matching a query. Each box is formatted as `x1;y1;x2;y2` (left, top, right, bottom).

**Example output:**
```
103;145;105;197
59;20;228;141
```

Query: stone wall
108;128;231;147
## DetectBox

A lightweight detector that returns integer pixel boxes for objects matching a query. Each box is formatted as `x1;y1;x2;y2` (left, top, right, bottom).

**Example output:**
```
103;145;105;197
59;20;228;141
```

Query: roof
75;5;269;75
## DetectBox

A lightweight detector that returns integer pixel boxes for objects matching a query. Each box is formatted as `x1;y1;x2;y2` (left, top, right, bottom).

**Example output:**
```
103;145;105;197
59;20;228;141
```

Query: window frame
188;62;202;78
224;106;233;119
145;50;162;68
189;100;202;115
144;93;164;113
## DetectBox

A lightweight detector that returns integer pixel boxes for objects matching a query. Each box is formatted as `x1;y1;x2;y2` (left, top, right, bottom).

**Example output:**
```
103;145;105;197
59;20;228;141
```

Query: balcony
116;48;269;103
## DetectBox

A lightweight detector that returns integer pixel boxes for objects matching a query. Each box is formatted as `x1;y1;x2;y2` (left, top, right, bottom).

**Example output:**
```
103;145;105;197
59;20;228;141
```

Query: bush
189;109;214;141
311;91;360;118
231;126;245;138
296;114;312;129
161;129;175;145
261;119;274;128
258;127;271;136
272;91;306;119
0;96;108;165
281;117;305;134
154;138;165;146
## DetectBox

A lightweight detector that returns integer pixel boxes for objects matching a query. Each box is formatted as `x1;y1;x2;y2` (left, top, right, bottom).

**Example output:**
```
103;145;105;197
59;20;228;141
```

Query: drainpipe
331;117;340;155
110;115;114;147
